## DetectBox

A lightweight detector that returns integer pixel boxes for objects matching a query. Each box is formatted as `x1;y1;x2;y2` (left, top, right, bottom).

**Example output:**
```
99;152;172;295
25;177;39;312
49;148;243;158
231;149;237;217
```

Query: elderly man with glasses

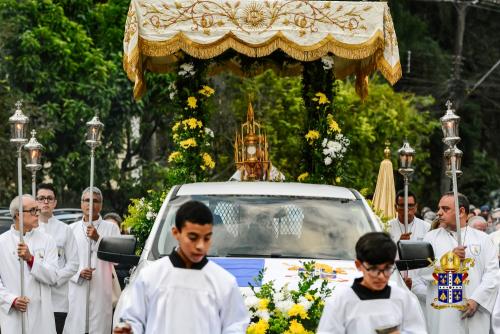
0;194;58;334
63;187;120;334
36;183;79;334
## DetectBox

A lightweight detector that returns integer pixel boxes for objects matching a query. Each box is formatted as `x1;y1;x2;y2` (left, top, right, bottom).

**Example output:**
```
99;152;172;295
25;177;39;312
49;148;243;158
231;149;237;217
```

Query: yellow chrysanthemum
247;319;269;334
168;151;182;163
297;172;309;182
305;130;320;143
327;114;341;133
172;121;181;132
202;152;215;169
172;133;179;141
179;138;197;149
335;176;341;184
284;319;311;334
314;92;330;105
187;96;197;109
199;85;215;97
305;293;314;301
182;118;202;130
258;298;270;311
288;304;308;319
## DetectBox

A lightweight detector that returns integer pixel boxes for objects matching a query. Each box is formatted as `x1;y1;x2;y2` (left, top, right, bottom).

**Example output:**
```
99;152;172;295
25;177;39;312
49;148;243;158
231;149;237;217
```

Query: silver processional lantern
440;100;461;147
398;140;416;234
444;146;463;178
24;130;44;197
9;100;29;334
86;116;104;148
9;101;29;147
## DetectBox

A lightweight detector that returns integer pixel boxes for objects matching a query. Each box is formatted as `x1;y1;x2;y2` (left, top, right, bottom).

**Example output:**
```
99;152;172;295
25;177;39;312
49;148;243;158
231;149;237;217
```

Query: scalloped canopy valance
124;0;402;99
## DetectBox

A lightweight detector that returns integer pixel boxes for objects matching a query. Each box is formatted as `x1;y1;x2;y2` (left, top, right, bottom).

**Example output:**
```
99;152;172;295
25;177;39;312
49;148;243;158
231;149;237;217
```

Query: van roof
176;182;357;200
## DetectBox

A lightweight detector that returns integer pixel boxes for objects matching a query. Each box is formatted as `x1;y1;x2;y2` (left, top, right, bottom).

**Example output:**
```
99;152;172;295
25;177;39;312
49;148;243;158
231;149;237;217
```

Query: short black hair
356;232;397;265
395;189;416;204
103;212;122;225
175;200;213;231
37;183;57;198
443;191;470;215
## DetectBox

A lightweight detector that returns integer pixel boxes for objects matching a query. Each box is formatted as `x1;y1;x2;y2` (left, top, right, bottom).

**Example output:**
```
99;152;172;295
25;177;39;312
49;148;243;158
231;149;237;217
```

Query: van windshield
152;195;376;260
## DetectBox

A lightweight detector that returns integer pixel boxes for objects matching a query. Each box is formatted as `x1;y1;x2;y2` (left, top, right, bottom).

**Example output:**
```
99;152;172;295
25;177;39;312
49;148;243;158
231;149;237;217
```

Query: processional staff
24;130;43;197
440;101;463;246
398;140;416;234
84;116;104;332
9;101;29;334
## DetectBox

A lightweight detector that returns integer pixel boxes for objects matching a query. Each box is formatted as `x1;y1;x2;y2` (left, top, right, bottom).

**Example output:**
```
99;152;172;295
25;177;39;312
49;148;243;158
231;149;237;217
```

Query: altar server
114;200;249;334
388;190;430;243
0;194;58;334
64;187;120;334
317;232;426;334
412;192;499;334
36;183;79;334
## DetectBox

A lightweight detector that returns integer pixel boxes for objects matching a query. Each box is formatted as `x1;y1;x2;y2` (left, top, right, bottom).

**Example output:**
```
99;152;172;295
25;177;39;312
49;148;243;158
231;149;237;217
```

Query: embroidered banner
124;0;402;99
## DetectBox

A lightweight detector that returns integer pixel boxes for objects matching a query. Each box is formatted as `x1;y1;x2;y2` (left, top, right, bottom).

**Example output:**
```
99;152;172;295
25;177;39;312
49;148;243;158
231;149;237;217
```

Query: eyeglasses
22;207;41;216
396;203;416;209
361;263;395;278
81;198;102;204
36;196;55;203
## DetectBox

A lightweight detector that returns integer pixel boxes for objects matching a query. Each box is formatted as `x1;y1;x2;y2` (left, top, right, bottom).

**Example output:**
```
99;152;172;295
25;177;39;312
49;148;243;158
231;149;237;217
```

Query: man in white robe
114;200;249;334
388;190;430;292
0;194;58;334
413;192;499;334
317;232;426;333
64;187;120;334
36;183;79;334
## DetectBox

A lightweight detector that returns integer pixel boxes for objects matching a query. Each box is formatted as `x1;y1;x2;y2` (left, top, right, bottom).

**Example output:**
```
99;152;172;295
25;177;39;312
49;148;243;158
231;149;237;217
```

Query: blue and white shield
437;273;463;304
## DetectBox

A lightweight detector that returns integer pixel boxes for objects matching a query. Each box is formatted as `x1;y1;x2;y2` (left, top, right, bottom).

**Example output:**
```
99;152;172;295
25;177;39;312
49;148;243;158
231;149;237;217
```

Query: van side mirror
97;236;140;265
396;241;435;271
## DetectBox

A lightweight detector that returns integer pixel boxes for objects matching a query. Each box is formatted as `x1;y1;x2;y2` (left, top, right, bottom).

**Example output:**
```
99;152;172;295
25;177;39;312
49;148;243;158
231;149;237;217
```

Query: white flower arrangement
321;55;334;71
321;134;350;165
168;82;177;100
178;63;196;77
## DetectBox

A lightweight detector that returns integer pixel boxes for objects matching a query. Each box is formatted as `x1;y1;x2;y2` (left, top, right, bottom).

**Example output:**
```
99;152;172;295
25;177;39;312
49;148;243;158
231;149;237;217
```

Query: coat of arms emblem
431;251;474;310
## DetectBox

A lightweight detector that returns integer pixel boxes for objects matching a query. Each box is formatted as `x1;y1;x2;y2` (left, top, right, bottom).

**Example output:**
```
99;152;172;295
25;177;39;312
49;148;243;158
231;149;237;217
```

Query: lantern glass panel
10;123;28;141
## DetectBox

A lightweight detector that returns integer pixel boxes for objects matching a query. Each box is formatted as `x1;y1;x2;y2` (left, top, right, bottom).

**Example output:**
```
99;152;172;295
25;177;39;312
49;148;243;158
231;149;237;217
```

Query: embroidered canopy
124;0;402;99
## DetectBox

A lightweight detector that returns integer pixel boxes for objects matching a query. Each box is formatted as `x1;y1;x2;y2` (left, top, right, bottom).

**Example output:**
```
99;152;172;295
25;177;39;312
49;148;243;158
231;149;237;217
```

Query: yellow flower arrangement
297;172;309;182
258;298;269;311
304;130;320;143
313;92;330;105
168;151;182;163
179;138;197;149
172;121;181;132
247;319;269;334
199;85;215;97
202;152;215;169
326;114;341;133
288;304;308;319
284;320;312;334
187;96;197;109
182;118;203;130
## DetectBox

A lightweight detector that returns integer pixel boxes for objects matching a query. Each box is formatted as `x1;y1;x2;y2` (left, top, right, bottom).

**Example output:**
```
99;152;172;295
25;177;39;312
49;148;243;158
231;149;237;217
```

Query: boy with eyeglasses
0;194;59;334
36;183;79;334
317;232;426;334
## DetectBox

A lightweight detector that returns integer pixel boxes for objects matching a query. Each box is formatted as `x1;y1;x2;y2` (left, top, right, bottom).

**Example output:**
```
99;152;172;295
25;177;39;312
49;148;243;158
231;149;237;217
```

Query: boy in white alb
317;232;426;334
114;200;249;334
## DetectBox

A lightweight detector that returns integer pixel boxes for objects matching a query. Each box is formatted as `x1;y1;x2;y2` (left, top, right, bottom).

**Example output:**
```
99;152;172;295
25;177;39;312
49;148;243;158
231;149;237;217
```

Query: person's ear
354;259;362;271
171;226;180;240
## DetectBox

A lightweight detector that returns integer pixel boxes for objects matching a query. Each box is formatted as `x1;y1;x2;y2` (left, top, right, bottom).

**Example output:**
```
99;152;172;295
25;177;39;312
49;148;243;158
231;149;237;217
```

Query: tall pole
86;147;95;334
17;148;26;334
403;176;409;234
451;153;462;246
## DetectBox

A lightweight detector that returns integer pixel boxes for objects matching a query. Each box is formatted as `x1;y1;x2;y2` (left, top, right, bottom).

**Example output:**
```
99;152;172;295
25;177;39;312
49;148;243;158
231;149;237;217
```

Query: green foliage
246;261;333;334
333;78;439;195
123;189;166;253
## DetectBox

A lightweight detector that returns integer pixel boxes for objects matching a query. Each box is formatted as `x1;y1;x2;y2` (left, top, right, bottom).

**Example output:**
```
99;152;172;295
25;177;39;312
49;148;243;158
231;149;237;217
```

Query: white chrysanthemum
322;138;328;147
322;148;330;156
204;127;214;138
178;63;195;77
324;156;332;165
146;211;155;220
255;309;270;321
331;141;342;152
321;55;334;70
275;299;295;316
298;296;313;310
244;295;260;309
273;292;285;304
335;133;343;141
